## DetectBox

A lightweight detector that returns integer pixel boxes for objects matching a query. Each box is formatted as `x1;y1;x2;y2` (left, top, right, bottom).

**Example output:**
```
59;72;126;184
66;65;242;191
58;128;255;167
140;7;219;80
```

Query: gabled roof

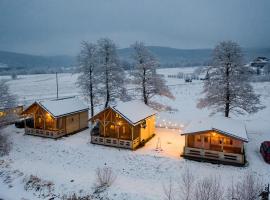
91;100;157;126
182;117;248;142
23;97;89;118
111;100;157;125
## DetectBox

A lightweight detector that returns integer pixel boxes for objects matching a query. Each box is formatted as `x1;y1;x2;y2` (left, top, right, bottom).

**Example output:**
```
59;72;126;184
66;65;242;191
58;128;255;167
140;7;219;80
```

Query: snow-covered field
0;67;270;200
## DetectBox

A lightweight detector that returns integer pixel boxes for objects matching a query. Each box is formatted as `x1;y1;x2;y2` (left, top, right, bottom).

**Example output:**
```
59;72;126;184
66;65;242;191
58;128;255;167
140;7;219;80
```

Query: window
204;136;208;143
116;113;122;119
196;135;201;142
123;126;126;134
141;120;147;128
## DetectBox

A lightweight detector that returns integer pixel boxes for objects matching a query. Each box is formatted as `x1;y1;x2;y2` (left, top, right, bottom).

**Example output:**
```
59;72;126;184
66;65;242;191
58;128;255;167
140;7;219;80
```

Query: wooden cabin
21;97;89;138
90;100;157;150
0;105;23;127
181;117;248;165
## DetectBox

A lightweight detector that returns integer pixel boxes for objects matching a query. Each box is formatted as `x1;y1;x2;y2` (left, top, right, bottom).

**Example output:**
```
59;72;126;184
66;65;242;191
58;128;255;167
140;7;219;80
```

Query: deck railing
184;146;244;164
25;127;65;139
91;135;140;149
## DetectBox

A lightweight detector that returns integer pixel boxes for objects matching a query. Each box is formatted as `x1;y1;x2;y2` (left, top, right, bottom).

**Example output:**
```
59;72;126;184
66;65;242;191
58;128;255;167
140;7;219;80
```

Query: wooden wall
92;107;155;142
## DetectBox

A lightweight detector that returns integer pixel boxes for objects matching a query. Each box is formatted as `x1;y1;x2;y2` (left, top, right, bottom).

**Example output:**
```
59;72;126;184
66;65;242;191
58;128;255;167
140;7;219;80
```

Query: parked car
15;118;34;128
260;141;270;163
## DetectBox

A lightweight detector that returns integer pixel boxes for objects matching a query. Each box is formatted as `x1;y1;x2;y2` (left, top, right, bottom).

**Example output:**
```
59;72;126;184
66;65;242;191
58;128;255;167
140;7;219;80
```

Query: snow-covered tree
198;41;264;117
77;41;99;117
131;41;173;105
97;38;126;108
0;80;17;112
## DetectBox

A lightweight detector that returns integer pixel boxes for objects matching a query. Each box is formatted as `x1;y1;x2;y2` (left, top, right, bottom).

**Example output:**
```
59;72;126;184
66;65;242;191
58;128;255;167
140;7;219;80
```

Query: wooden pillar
117;125;120;139
131;126;134;140
33;113;36;129
43;114;46;130
241;142;244;153
103;112;106;137
221;138;224;152
202;135;205;149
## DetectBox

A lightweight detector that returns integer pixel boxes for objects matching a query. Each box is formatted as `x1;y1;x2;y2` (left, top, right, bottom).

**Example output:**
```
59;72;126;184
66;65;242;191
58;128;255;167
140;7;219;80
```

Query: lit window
123;126;126;134
0;111;4;117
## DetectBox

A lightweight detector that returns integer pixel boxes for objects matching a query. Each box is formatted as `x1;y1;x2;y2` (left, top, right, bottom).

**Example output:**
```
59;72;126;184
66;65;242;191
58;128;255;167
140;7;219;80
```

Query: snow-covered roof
38;97;88;118
111;100;157;125
182;117;248;142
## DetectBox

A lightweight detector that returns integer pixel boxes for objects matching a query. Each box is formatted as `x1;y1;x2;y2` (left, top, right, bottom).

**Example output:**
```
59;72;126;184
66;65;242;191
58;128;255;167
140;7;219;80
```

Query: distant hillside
1;47;270;74
118;46;270;67
0;50;75;74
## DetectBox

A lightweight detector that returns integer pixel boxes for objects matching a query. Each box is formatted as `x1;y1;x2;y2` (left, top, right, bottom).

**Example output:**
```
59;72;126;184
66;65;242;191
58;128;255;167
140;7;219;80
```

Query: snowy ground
1;67;270;199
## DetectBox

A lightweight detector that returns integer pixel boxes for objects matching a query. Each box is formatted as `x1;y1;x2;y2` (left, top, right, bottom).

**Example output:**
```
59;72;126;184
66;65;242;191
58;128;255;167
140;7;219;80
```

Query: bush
0;134;11;156
62;193;93;200
94;167;116;194
23;175;54;198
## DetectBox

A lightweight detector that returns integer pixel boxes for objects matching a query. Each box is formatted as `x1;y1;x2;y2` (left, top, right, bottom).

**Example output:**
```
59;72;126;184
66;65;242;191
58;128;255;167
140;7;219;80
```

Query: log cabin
90;100;157;150
181;117;248;165
21;97;89;138
0;105;23;126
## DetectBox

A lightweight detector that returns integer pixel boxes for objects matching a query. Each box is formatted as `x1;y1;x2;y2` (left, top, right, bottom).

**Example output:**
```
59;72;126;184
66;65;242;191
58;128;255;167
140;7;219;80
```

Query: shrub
0;134;11;156
94;167;116;194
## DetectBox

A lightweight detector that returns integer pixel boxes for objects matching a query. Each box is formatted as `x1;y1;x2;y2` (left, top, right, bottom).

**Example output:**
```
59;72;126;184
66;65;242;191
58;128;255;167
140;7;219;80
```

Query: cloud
0;0;269;55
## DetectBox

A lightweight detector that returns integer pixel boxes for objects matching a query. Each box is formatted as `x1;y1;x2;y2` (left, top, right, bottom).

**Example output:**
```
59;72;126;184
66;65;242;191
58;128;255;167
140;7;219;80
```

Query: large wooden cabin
181;117;248;165
90;100;157;150
22;97;89;138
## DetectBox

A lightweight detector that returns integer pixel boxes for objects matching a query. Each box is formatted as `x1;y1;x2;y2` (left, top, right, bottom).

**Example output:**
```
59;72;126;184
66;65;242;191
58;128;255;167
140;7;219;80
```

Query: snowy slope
1;67;270;199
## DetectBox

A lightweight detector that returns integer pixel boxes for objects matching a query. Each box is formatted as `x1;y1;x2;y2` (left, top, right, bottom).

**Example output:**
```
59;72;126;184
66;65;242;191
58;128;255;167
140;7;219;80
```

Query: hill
1;47;270;74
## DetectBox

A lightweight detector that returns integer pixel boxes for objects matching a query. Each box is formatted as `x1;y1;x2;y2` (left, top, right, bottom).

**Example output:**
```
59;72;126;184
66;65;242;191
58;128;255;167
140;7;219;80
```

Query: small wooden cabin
90;100;157;150
0;105;23;126
181;117;248;165
22;97;89;138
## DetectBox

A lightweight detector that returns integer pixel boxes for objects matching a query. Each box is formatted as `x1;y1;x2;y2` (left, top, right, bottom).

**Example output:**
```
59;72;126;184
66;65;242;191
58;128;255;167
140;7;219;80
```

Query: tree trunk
104;50;110;108
89;67;94;117
225;64;230;117
142;67;148;105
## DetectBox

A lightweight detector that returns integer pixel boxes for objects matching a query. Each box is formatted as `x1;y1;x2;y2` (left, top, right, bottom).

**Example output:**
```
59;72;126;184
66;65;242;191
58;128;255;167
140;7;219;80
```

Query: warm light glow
117;121;122;126
0;111;4;117
46;113;52;119
212;132;216;137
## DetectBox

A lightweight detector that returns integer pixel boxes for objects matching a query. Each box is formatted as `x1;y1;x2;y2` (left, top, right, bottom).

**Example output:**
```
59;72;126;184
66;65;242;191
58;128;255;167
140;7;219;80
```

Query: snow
183;116;248;142
38;97;89;118
0;67;270;199
112;100;157;125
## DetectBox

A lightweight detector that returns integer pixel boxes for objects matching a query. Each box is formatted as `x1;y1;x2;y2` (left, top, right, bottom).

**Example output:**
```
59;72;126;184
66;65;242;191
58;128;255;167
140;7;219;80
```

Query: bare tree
163;178;175;200
77;41;99;117
198;41;264;117
94;166;116;194
179;166;195;200
0;80;18;125
131;41;174;105
97;38;126;108
226;173;263;200
194;176;224;200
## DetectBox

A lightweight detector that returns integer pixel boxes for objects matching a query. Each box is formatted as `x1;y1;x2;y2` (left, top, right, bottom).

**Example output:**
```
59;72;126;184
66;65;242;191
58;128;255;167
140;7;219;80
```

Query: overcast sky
0;0;269;55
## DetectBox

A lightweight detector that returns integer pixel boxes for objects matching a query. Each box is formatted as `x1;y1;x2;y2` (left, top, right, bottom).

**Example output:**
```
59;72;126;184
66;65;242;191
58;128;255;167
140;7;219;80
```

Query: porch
91;135;140;149
25;127;65;139
183;146;244;164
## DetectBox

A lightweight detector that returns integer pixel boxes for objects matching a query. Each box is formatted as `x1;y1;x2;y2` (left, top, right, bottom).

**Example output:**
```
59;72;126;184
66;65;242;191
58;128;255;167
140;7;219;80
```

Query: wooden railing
184;146;244;164
91;135;140;150
25;127;65;139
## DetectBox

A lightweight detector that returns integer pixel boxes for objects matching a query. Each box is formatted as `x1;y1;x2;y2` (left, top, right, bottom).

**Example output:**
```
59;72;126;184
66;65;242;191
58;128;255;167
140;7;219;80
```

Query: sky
0;0;270;55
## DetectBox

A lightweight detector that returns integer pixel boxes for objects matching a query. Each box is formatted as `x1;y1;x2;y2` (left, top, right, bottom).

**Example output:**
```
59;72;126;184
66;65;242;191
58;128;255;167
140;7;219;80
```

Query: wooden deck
183;146;245;165
25;127;65;139
91;135;140;149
